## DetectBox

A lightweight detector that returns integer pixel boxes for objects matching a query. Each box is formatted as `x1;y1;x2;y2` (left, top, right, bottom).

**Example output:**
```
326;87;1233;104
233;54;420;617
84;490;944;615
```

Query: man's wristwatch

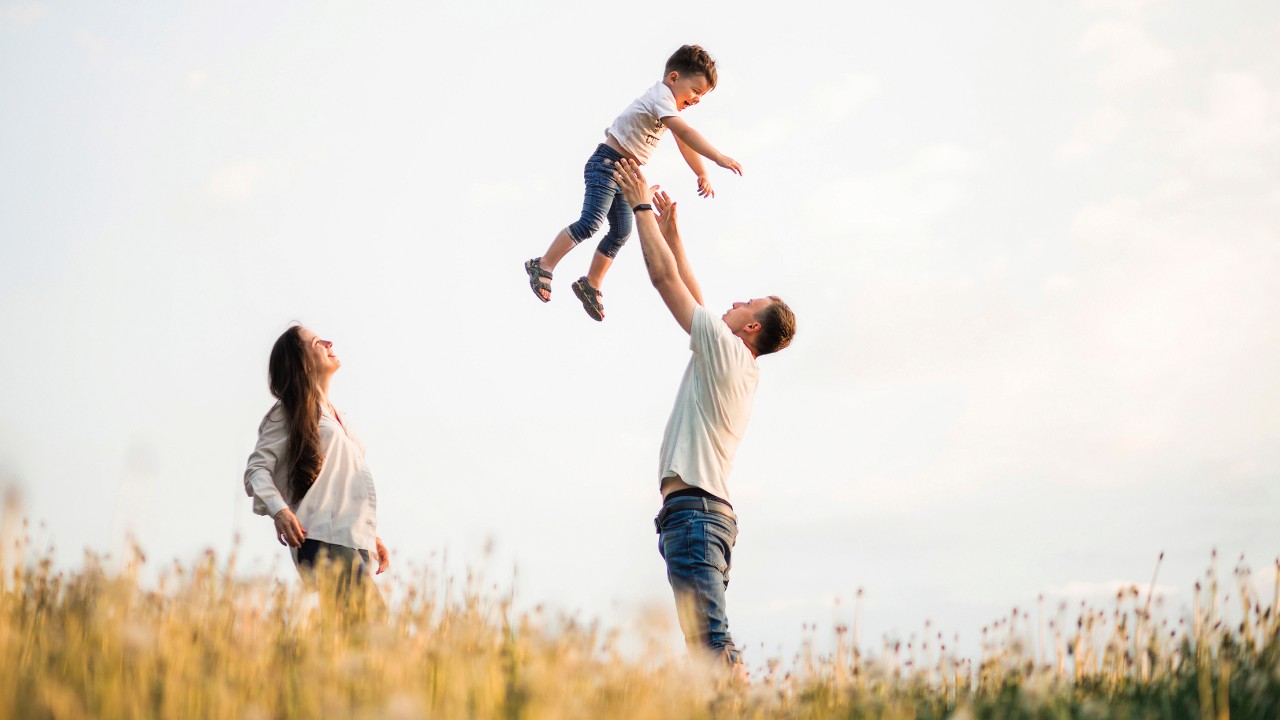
632;203;654;213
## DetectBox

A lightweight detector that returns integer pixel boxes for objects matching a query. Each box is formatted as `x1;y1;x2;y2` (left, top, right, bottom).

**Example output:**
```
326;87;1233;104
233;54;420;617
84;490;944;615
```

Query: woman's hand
375;537;390;574
612;159;654;208
273;508;306;548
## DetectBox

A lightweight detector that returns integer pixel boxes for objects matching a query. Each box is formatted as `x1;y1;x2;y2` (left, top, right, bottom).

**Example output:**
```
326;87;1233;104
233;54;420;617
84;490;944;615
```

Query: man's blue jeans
657;505;741;665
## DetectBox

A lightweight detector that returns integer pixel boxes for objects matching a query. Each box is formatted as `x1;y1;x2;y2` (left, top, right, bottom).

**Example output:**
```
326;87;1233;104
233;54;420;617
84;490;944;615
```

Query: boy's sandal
571;276;605;321
525;257;552;302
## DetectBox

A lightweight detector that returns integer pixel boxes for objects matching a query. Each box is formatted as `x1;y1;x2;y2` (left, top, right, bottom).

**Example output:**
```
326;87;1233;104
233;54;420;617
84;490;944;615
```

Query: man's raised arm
652;189;705;308
613;159;699;334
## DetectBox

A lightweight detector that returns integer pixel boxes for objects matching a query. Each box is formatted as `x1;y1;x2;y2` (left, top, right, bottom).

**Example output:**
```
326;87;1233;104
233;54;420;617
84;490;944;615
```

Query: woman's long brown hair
268;326;324;506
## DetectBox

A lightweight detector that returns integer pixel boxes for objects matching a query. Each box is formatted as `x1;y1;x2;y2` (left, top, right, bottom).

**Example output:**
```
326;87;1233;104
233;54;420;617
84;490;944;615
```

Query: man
611;159;797;671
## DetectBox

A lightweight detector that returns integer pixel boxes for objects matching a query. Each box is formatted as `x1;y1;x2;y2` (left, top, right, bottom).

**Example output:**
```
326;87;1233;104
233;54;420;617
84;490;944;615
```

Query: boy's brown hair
665;45;718;90
754;297;796;356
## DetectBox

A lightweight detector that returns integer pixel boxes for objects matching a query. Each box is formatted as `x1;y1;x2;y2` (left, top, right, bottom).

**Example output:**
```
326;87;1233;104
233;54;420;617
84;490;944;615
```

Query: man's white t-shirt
606;81;679;164
658;305;760;503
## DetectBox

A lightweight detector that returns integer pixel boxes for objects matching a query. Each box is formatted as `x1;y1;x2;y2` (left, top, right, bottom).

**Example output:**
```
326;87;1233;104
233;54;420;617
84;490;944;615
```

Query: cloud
205;158;292;203
815;73;882;123
1242;562;1280;603
71;26;107;55
721;115;796;157
931;9;1280;497
0;2;48;28
1077;0;1159;17
804;103;1279;498
1079;19;1175;91
1057;106;1127;160
967;184;1279;486
467;180;545;209
804;143;985;237
718;72;880;155
1183;72;1273;152
68;25;143;75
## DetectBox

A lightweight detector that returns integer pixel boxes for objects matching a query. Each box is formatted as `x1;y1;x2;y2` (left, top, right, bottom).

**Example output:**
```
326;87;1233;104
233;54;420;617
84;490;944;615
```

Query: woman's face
298;327;341;376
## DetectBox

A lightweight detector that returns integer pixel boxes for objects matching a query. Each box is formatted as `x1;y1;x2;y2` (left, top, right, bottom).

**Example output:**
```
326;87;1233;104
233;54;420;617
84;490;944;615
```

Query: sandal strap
571;277;605;321
525;258;553;280
576;277;602;298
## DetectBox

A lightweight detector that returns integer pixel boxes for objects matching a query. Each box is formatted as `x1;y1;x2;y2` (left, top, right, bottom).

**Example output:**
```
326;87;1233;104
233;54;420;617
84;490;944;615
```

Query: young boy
523;45;742;321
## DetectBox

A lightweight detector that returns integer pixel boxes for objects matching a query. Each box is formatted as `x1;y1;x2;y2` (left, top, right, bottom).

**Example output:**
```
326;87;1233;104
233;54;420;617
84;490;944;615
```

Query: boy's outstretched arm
672;134;715;198
664;116;743;176
612;159;699;334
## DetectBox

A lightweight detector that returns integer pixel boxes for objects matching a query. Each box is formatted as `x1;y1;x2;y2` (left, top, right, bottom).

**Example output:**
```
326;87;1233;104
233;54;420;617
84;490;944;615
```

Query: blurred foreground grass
2;524;1279;719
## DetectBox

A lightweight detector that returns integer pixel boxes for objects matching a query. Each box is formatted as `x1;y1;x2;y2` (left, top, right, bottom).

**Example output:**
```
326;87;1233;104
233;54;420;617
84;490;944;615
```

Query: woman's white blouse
243;402;378;554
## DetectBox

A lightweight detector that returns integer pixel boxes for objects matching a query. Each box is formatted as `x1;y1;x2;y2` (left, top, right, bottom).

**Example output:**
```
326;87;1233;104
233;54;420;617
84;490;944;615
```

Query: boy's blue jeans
566;144;633;259
656;502;741;665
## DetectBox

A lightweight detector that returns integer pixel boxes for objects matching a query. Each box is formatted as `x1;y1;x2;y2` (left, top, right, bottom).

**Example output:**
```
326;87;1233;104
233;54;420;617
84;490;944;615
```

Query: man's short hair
665;45;718;90
754;297;795;356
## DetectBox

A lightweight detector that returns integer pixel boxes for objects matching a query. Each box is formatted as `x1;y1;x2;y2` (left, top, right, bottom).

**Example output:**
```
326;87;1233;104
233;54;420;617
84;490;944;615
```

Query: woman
244;325;389;606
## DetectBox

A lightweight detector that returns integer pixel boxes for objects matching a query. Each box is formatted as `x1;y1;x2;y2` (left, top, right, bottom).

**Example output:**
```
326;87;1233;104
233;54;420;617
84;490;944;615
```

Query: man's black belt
654;496;737;533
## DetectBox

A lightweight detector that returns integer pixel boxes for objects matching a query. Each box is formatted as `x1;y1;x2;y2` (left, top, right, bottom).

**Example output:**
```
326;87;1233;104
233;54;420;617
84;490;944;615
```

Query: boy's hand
715;154;743;176
612;159;653;207
696;175;714;198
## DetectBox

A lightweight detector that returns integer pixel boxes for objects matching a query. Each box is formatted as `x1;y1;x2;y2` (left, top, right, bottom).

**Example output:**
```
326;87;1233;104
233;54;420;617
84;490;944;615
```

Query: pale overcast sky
2;0;1278;664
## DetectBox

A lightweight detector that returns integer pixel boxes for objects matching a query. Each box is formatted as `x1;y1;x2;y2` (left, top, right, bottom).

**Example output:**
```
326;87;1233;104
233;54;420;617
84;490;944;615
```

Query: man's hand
375;537;390;574
652;188;704;308
273;507;306;548
612;159;654;208
715;154;743;176
654;189;680;240
696;175;714;198
620;166;700;331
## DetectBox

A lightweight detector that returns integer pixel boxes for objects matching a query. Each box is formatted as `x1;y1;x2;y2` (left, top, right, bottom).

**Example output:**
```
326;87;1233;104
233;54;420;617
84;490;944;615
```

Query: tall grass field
3;517;1278;718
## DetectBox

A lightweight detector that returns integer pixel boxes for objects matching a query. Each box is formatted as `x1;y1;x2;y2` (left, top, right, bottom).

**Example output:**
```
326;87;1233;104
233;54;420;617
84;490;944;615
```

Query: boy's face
665;71;713;111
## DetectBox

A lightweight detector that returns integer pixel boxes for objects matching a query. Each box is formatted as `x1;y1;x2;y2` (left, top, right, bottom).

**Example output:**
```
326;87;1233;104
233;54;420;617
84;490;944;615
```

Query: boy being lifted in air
523;44;742;321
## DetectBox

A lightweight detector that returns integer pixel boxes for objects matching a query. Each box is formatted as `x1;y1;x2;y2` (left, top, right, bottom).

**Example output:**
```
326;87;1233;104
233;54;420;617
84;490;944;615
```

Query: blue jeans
565;144;633;259
657;505;741;665
295;539;384;619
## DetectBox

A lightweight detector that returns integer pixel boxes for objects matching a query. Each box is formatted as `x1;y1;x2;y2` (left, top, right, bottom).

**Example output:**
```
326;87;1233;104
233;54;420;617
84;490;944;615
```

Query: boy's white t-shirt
606;81;679;164
658;305;760;503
